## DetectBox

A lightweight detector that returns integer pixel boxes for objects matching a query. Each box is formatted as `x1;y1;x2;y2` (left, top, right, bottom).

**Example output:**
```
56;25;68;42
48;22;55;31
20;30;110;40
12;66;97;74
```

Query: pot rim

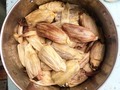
0;0;118;90
0;0;22;90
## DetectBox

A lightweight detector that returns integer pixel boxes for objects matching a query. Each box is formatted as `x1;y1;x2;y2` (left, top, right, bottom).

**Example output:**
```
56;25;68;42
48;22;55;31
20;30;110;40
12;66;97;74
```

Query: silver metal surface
1;0;118;90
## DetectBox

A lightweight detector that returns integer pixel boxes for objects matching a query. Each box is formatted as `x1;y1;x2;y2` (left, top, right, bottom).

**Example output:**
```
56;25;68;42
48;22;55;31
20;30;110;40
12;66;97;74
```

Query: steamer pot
0;0;118;90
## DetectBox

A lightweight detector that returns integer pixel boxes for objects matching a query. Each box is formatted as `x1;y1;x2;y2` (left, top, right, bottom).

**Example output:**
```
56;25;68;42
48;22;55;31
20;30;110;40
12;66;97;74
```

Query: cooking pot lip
91;1;118;89
0;0;22;89
0;0;118;90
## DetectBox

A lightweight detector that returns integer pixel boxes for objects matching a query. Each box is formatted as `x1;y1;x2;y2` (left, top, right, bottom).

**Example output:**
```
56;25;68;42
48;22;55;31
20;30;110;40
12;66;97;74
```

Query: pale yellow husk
38;45;66;72
24;44;41;79
52;60;80;86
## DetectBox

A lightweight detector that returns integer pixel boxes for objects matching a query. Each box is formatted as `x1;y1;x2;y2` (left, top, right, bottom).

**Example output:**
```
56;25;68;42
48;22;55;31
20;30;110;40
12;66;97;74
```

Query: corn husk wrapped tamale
52;43;83;60
39;1;65;13
90;41;105;70
17;41;28;67
31;71;55;86
80;13;100;38
25;9;55;26
38;45;66;71
62;23;98;43
26;35;44;51
52;60;80;86
36;23;70;44
67;69;88;87
24;44;42;79
13;1;106;88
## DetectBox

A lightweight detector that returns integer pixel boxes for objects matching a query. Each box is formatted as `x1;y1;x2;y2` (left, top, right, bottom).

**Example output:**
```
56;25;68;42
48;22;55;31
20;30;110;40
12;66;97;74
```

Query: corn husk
24;44;42;79
36;23;70;44
18;25;23;35
85;42;95;53
22;31;37;37
41;61;52;71
52;21;62;28
61;3;70;24
17;41;28;67
69;4;79;25
90;59;101;70
31;71;55;86
62;23;98;43
83;63;93;73
26;35;43;51
25;9;55;26
76;45;87;52
67;69;88;87
61;3;79;25
79;52;90;68
69;40;87;48
39;1;65;13
52;60;80;86
55;12;62;22
13;25;23;43
52;43;83;60
13;33;22;43
90;41;105;70
38;45;66;71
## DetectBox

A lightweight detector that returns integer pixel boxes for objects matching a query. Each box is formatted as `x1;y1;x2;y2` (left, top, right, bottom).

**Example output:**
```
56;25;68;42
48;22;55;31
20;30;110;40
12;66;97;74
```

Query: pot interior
1;0;118;90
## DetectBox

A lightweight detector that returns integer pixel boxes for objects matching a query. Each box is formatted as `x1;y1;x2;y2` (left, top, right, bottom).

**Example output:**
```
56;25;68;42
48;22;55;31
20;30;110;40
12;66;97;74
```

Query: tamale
31;71;55;86
38;45;66;71
26;35;43;51
24;44;42;79
25;9;55;26
36;23;70;44
80;13;100;38
90;41;105;70
17;41;28;67
52;60;80;86
52;43;83;60
62;23;98;42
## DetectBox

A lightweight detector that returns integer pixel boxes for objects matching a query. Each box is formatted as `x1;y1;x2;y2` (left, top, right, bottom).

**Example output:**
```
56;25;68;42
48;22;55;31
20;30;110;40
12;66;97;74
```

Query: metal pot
0;0;118;90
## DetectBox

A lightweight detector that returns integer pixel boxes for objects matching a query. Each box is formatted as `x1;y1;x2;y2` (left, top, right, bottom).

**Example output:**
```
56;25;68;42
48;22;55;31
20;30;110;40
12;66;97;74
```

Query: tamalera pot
0;0;118;90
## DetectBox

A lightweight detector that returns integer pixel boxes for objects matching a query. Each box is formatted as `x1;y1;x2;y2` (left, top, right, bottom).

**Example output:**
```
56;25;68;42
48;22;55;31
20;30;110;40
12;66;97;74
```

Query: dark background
0;0;7;90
